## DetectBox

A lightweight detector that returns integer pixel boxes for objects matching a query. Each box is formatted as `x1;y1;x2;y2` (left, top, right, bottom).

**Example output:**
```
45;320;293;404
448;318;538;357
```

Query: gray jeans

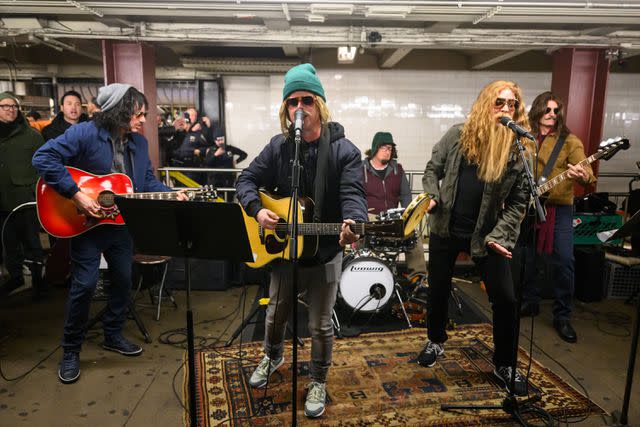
264;252;341;383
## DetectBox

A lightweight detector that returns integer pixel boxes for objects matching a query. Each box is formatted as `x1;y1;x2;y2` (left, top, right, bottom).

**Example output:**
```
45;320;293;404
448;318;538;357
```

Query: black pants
1;208;44;278
427;233;517;367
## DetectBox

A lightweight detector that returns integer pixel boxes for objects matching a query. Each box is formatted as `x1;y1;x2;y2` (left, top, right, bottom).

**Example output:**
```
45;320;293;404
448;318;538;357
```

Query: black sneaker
58;351;80;384
102;335;143;356
417;341;444;367
494;365;527;396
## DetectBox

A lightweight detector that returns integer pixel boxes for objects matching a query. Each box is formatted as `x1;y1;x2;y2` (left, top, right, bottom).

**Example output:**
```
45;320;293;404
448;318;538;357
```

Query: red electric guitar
36;167;216;238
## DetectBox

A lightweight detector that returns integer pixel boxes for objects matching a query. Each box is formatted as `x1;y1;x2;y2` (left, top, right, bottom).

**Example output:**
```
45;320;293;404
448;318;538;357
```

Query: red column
102;41;160;170
551;48;610;195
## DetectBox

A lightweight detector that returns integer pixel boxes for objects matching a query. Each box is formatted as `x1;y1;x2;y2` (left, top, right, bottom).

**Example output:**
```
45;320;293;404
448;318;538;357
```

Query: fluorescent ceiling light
307;14;326;23
337;46;357;64
310;3;354;15
365;6;412;18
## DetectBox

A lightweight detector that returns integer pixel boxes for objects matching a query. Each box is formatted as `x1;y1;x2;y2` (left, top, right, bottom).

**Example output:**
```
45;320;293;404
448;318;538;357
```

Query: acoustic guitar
36;166;216;238
241;191;404;268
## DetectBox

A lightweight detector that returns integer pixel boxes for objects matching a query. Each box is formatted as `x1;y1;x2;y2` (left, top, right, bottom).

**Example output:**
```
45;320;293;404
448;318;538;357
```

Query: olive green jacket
422;124;529;258
0;114;45;211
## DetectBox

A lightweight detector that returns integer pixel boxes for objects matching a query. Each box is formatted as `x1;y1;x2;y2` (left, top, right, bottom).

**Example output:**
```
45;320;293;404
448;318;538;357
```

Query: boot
29;262;49;301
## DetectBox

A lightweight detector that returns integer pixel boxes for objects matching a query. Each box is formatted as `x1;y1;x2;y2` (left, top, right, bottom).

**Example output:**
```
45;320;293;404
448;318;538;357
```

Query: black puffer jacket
41;112;89;142
236;122;367;263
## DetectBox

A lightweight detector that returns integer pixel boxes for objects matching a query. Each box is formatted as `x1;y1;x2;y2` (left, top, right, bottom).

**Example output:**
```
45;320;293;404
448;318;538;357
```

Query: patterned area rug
187;324;604;426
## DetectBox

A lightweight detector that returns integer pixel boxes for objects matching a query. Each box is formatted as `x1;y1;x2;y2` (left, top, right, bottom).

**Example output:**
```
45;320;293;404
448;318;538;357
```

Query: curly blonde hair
460;80;531;182
278;95;331;137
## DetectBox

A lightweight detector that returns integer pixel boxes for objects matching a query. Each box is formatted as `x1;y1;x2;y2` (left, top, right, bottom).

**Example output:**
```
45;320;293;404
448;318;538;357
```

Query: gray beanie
97;83;132;112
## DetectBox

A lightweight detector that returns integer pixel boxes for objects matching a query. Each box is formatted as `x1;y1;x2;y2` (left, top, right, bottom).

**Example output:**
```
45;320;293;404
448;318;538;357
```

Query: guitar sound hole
274;219;287;240
97;191;115;207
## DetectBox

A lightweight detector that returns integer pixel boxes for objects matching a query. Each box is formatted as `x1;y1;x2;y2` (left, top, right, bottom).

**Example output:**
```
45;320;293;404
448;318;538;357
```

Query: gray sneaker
248;355;284;388
304;381;326;418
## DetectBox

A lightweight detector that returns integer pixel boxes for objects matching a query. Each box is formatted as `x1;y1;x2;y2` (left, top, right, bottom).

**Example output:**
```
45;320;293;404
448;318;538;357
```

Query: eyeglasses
378;145;394;152
285;96;315;108
545;107;560;115
495;98;519;110
0;104;19;111
133;111;147;118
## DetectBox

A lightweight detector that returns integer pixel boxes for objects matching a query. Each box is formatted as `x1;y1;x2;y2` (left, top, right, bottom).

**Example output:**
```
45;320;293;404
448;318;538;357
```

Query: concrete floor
0;275;638;426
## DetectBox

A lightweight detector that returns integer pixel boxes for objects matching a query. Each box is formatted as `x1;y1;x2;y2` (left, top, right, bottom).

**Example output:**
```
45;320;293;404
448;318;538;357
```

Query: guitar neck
536;152;599;196
274;222;366;236
119;191;183;200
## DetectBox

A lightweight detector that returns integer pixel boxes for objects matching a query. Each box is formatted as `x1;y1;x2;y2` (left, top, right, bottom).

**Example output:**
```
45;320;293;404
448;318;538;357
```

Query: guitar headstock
599;137;630;161
365;219;405;238
192;185;218;202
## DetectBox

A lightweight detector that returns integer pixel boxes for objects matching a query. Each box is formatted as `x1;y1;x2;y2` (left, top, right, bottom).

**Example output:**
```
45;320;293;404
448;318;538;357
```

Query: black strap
538;133;567;185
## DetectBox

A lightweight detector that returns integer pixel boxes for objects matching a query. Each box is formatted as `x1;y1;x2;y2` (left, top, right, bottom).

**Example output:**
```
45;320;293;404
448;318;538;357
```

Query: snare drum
339;250;394;313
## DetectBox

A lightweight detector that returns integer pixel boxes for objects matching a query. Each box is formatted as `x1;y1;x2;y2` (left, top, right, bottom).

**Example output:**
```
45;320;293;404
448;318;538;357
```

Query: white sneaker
248;355;284;388
304;381;326;418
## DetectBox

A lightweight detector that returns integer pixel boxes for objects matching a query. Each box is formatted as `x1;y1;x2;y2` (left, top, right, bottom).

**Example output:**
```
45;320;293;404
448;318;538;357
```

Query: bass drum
339;251;394;313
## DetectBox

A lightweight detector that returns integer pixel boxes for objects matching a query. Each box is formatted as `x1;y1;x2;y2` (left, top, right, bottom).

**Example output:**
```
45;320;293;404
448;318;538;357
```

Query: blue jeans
62;226;133;353
520;205;574;320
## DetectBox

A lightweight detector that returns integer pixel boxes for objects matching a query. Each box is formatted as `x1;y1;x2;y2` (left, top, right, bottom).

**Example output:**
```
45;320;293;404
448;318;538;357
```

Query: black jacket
41;112;89;143
236;122;367;263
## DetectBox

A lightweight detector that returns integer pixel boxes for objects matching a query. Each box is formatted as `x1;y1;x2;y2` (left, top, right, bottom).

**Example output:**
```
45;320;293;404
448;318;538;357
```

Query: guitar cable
1;202;37;277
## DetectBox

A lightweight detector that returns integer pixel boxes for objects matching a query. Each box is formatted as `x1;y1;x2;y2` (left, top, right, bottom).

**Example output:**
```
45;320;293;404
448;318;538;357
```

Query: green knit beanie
282;63;326;101
371;132;395;155
0;92;19;104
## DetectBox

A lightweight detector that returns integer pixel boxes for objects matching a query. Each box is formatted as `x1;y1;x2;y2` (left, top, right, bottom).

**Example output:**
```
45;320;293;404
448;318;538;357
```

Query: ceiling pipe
35;36;102;62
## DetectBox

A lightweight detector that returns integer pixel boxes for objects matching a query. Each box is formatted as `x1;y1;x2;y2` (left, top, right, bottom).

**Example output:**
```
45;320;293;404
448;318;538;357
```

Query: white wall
224;69;638;193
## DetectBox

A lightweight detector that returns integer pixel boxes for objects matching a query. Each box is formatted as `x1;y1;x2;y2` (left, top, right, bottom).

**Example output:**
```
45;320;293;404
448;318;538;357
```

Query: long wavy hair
93;87;148;135
460;80;530;183
528;91;571;138
279;95;331;138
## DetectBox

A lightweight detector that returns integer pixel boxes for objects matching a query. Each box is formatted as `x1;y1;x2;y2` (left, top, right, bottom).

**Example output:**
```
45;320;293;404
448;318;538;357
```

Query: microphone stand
288;110;304;426
441;135;549;426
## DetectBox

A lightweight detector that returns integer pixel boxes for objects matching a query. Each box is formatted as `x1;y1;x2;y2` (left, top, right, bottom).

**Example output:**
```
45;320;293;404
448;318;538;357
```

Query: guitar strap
312;125;331;222
538;132;566;185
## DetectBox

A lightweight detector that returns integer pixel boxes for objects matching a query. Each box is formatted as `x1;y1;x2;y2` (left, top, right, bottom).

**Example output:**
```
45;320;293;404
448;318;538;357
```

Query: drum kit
336;193;431;329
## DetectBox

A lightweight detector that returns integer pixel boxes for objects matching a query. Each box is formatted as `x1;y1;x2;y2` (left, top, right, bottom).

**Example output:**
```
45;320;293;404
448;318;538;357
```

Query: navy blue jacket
236;122;367;263
32;121;170;198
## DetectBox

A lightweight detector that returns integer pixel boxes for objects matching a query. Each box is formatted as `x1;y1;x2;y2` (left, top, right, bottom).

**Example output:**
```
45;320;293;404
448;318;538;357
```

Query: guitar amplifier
574;245;606;302
167;258;231;291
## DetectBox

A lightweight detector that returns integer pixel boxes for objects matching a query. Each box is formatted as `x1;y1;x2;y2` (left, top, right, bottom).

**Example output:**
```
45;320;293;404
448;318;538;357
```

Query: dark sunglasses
545;107;560;115
133;111;147;118
286;96;315;108
495;97;520;110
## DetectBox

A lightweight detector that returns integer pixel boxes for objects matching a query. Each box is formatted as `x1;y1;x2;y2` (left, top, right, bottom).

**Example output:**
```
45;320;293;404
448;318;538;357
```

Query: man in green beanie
363;131;426;276
0;92;46;298
236;63;367;418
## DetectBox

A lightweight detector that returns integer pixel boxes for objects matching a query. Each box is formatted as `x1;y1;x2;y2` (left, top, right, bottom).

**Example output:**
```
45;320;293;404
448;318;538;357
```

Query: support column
102;41;160;170
551;48;610;195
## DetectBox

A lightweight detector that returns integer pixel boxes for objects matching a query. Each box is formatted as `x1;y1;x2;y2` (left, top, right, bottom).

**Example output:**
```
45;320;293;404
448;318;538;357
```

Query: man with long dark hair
419;80;531;396
518;91;594;343
33;84;187;384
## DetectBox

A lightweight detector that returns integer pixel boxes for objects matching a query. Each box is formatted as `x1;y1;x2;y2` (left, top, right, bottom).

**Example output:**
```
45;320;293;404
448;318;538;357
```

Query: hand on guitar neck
257;207;360;246
566;163;591;185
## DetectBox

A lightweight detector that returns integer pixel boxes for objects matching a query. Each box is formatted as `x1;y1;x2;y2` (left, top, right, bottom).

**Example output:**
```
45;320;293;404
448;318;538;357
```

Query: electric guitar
536;137;629;200
36;166;217;238
241;191;404;268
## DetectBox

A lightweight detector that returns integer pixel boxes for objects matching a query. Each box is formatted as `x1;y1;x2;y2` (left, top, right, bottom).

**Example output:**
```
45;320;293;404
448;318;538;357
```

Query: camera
183;111;191;124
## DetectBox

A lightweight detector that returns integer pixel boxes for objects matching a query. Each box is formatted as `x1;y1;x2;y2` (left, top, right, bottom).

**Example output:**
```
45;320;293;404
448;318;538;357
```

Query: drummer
362;131;427;276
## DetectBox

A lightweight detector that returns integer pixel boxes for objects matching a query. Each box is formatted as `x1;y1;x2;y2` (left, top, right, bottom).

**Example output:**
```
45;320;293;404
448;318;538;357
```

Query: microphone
294;108;304;133
499;116;536;141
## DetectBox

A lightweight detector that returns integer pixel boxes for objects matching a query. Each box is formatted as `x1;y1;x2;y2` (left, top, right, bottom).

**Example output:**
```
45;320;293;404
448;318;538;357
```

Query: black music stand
604;210;640;426
116;197;253;427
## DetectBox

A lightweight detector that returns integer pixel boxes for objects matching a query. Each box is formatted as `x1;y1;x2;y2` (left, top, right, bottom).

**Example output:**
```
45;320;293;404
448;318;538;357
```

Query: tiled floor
0;274;638;426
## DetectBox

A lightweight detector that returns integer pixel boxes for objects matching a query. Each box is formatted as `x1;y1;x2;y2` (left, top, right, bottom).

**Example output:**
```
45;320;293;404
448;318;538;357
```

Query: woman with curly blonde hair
419;80;532;396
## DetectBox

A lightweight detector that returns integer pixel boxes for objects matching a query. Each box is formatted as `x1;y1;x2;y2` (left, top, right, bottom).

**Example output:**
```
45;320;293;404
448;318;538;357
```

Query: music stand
604;210;640;426
116;197;253;427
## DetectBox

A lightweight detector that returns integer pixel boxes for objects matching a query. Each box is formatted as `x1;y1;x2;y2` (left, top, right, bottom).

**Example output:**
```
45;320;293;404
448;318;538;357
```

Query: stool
132;254;176;320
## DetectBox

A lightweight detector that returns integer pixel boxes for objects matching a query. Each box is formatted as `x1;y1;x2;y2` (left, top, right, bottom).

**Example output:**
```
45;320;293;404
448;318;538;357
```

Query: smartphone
183;111;191;124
